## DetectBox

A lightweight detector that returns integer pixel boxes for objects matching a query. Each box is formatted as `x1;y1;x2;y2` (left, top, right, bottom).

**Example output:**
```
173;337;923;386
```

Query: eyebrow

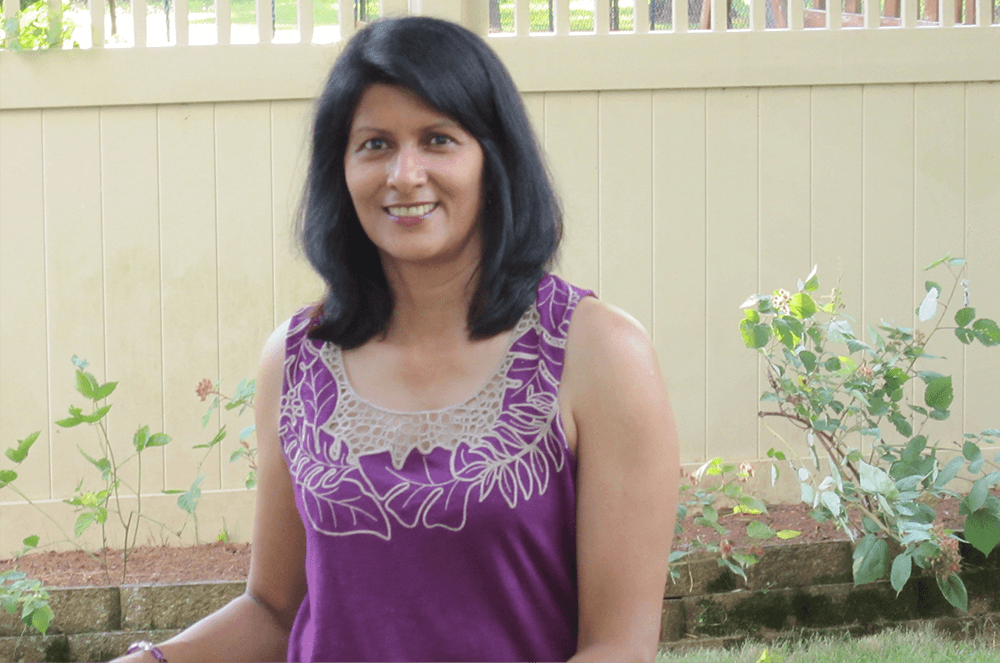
350;120;461;134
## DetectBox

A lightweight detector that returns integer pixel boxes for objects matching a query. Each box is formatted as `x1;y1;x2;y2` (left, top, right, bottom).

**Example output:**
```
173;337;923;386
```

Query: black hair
299;15;562;349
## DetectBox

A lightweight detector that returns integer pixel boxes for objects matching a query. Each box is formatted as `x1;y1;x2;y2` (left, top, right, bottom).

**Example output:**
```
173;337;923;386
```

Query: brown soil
0;499;971;588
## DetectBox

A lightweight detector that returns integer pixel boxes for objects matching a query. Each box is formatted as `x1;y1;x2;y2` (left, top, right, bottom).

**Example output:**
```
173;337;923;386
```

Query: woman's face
344;83;485;272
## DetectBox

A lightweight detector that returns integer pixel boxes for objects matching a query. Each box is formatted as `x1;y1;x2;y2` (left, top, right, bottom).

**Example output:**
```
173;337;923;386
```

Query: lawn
657;624;999;663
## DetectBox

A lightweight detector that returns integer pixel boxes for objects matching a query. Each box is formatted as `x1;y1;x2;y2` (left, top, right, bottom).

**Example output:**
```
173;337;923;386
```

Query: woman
118;15;679;663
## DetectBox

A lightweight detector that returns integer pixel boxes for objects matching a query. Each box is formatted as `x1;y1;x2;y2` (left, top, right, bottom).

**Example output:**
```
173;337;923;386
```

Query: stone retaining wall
1;541;997;661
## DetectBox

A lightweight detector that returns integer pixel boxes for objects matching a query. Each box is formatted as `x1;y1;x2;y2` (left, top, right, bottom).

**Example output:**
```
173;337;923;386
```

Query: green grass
656;625;999;663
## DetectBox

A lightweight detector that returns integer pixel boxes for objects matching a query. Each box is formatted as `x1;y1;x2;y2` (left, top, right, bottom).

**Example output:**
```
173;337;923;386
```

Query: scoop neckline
328;304;535;416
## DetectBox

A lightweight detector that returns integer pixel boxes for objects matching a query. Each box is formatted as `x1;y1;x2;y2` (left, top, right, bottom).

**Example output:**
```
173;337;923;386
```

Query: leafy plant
0;569;54;636
1;357;175;585
740;255;1000;611
168;378;257;543
1;0;78;51
671;458;800;586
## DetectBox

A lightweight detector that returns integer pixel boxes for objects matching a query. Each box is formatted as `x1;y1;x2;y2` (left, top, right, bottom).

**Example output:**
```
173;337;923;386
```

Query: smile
386;203;437;218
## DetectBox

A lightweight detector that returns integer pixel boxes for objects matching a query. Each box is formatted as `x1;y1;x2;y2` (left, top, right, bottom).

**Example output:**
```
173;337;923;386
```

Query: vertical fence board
298;0;314;42
0;111;50;504
100;106;165;501
176;0;189;44
132;0;148;45
751;0;766;30
596;0;611;33
256;0;272;42
218;0;232;43
339;0;355;39
673;0;688;31
554;0;571;33
862;85;915;452
902;0;918;26
652;89;707;463
704;89;759;461
711;0;727;29
521;93;545;146
271;101;322;324
635;0;650;31
828;0;843;28
215;102;275;490
940;0;956;26
788;0;805;28
976;0;992;24
913;84;966;446
545;92;600;295
965;82;1000;439
865;0;880;26
158;104;220;511
90;0;105;47
758;87;812;459
515;0;531;34
599;91;653;331
811;85;864;455
42;109;106;501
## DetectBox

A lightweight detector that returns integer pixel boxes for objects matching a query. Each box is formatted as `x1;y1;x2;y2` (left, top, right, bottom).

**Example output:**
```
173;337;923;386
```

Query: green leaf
955;307;976;327
239;425;256;441
744;309;760;323
963;441;983;462
948;257;966;267
955;327;975;344
854;536;890;585
132;426;150;452
964;509;1000;557
937;573;968;612
859;461;896;496
820;490;842;517
924;376;954;412
888;412;913;438
747;521;777;539
206;426;227;449
30;604;53;635
5;447;26;463
789;293;818;319
22;535;39;548
78;404;112;423
177;476;205;515
824;357;841;372
229;449;245;463
798;350;817;373
935;456;964;489
146;433;171;448
75;370;97;399
776;530;801;540
0;469;18;488
773;318;798;350
924;254;950;270
902;435;928;464
968;478;990;512
740;319;772;349
74;512;95;538
890;553;912;595
93;381;118;401
925;280;942;294
55;415;84;428
972;318;1000;346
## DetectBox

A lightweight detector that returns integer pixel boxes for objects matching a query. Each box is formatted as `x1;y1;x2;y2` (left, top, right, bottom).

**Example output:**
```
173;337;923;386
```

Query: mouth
385;202;437;219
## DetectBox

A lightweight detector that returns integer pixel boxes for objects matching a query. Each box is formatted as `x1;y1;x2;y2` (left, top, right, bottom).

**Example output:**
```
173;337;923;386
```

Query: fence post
408;0;464;23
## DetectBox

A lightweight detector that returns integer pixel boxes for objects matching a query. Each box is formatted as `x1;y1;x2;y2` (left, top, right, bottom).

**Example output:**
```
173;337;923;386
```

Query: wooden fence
0;0;998;549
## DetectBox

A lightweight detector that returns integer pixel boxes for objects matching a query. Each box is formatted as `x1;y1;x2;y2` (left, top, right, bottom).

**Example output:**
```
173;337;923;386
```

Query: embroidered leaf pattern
280;276;588;539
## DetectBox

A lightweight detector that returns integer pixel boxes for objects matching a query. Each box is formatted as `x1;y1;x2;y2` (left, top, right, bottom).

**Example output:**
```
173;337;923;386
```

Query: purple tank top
279;274;593;662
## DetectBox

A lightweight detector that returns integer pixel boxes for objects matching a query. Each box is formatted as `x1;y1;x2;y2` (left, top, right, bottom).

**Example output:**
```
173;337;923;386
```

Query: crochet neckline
323;304;537;417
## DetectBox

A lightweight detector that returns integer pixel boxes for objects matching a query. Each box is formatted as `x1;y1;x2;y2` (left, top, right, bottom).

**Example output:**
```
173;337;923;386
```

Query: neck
381;259;479;346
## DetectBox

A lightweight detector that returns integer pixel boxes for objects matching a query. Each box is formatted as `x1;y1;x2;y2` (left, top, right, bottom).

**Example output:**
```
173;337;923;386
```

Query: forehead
350;83;453;129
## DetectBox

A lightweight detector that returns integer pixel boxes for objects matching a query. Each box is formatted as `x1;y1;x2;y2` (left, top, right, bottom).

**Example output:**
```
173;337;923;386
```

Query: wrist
126;641;168;663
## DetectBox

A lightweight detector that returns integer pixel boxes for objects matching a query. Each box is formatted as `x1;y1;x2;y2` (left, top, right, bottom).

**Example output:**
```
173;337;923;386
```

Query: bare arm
563;299;680;663
113;321;307;663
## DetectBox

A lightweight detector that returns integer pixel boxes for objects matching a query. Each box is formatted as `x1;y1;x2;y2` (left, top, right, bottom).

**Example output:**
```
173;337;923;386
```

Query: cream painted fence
1;0;999;550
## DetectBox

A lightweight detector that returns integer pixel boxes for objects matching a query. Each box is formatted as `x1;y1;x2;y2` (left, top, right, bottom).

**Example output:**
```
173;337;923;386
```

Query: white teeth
387;203;435;217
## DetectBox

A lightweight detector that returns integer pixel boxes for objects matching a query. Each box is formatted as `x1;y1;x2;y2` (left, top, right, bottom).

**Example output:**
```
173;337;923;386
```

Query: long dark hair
299;16;563;349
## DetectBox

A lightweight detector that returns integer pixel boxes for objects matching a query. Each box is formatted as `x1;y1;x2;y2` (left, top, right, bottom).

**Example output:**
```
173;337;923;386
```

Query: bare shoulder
565;297;661;385
258;318;293;389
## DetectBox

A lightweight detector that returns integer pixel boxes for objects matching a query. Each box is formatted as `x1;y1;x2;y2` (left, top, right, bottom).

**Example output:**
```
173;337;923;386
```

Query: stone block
0;586;120;637
121;581;246;631
659;598;685;642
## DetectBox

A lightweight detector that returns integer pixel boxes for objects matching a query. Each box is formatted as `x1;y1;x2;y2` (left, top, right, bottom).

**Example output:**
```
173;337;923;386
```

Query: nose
387;145;427;191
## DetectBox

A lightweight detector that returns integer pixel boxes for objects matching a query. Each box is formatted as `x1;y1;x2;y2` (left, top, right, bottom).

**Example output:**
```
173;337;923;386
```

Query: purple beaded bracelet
126;641;168;662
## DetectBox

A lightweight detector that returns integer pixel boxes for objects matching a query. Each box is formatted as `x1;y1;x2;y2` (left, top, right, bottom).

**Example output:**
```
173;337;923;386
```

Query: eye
361;138;388;151
428;134;455;147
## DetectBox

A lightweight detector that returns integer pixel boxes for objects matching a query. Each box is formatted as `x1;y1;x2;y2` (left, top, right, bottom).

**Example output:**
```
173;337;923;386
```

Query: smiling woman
110;15;679;663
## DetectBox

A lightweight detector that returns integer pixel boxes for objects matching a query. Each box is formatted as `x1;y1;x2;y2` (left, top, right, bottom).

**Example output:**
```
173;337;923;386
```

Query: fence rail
2;0;997;50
